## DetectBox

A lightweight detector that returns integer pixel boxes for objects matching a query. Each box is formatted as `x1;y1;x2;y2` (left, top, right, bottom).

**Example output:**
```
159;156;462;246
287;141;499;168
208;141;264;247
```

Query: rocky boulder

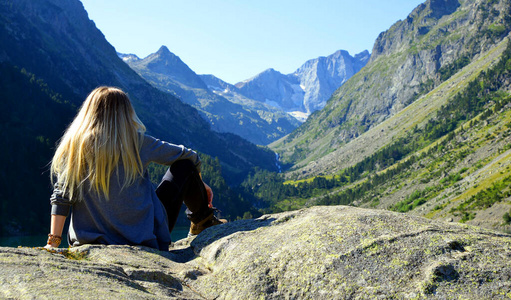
2;206;511;299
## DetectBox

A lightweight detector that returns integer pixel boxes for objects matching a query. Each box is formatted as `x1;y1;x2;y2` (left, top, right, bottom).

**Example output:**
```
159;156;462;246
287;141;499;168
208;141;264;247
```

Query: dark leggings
155;160;212;233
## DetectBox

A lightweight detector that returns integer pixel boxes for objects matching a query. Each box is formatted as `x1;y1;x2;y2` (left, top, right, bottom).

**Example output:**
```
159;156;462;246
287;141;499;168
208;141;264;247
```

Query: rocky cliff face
294;50;370;113
2;206;510;299
124;47;300;145
272;0;511;168
236;68;305;112
235;50;369;116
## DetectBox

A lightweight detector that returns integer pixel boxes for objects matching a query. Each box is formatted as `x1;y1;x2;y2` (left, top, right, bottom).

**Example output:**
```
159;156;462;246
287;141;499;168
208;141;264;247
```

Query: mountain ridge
146;45;208;90
235;49;370;116
122;45;369;145
123;46;300;145
243;0;511;233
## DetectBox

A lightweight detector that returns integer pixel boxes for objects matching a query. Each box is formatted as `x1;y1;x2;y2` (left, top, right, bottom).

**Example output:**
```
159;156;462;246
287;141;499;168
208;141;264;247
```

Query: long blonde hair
51;86;146;200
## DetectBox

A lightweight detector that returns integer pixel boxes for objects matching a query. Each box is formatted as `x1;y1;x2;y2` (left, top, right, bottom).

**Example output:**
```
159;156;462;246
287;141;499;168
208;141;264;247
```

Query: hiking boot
189;213;227;236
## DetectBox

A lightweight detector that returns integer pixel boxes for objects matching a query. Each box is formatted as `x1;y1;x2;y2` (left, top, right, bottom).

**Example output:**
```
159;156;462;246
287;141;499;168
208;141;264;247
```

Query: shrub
504;211;511;224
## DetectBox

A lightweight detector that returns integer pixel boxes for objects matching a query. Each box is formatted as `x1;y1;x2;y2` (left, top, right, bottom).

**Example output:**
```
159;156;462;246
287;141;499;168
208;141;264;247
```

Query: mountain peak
154;45;178;60
331;49;350;57
262;68;279;74
124;46;208;90
144;46;181;66
235;49;370;115
156;45;171;55
355;50;370;58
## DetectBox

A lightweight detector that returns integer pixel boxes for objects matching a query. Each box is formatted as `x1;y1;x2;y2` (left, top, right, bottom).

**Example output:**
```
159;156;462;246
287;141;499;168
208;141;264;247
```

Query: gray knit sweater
50;134;201;251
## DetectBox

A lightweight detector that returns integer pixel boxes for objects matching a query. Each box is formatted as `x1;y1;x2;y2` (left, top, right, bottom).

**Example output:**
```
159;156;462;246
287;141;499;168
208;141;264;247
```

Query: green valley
247;36;511;232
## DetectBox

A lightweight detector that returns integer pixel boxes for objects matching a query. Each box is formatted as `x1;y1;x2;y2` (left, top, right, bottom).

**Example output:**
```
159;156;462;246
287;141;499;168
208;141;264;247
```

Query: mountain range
235;49;370;118
272;0;511;171
122;46;368;144
120;46;300;145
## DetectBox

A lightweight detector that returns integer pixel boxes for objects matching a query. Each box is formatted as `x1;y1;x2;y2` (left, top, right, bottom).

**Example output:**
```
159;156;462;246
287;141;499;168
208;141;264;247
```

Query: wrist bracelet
47;234;62;247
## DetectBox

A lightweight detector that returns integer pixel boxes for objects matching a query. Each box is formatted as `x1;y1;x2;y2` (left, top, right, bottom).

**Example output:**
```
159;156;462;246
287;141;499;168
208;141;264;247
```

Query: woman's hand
204;182;214;208
199;173;214;207
44;214;66;248
44;233;63;248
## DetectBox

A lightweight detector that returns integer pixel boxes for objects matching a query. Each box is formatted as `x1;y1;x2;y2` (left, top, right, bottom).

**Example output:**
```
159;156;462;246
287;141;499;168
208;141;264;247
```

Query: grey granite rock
2;206;511;299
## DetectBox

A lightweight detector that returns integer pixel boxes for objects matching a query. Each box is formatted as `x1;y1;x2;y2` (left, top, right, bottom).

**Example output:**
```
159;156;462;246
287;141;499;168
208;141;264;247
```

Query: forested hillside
0;65;75;235
244;0;511;232
272;0;511;174
244;37;511;232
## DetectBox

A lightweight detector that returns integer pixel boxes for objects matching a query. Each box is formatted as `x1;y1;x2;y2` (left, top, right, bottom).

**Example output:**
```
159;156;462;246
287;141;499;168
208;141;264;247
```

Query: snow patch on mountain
289;111;310;123
234;50;370;121
118;53;140;63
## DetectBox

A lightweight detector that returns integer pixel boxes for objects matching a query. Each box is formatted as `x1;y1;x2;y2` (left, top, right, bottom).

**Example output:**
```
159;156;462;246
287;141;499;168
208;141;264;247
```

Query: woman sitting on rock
45;86;225;250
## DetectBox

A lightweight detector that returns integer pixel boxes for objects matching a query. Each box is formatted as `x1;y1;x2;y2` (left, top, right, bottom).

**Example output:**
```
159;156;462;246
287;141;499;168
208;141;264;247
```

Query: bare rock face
235;50;369;115
190;206;511;299
2;206;511;299
294;50;370;114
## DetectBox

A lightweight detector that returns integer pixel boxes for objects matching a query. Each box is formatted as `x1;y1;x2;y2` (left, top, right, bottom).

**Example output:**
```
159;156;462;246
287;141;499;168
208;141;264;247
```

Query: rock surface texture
2;206;511;299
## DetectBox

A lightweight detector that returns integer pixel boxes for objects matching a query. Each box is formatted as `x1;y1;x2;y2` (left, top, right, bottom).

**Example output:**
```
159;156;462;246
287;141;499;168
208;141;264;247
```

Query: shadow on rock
184;215;277;258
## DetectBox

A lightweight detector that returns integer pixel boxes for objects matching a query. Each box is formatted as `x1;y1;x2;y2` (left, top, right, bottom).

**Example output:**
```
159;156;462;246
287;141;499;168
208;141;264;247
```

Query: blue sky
81;0;425;84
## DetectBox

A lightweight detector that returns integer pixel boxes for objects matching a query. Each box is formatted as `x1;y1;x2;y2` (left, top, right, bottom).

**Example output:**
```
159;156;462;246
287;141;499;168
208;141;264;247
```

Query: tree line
241;41;511;215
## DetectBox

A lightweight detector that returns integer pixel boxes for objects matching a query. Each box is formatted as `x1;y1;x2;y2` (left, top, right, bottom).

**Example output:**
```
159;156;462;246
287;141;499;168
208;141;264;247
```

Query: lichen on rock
1;206;511;299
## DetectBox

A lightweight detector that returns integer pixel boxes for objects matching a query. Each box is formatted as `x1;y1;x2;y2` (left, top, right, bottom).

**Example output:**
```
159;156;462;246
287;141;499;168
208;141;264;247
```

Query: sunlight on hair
51;87;146;200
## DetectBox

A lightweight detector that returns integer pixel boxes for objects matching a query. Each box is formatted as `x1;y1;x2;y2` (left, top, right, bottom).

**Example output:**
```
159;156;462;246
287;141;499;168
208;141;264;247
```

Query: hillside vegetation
243;36;511;232
271;0;511;173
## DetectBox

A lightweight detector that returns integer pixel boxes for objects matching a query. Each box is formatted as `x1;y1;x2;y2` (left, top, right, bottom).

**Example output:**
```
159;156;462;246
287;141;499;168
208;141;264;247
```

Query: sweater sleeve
50;183;72;216
141;134;201;172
